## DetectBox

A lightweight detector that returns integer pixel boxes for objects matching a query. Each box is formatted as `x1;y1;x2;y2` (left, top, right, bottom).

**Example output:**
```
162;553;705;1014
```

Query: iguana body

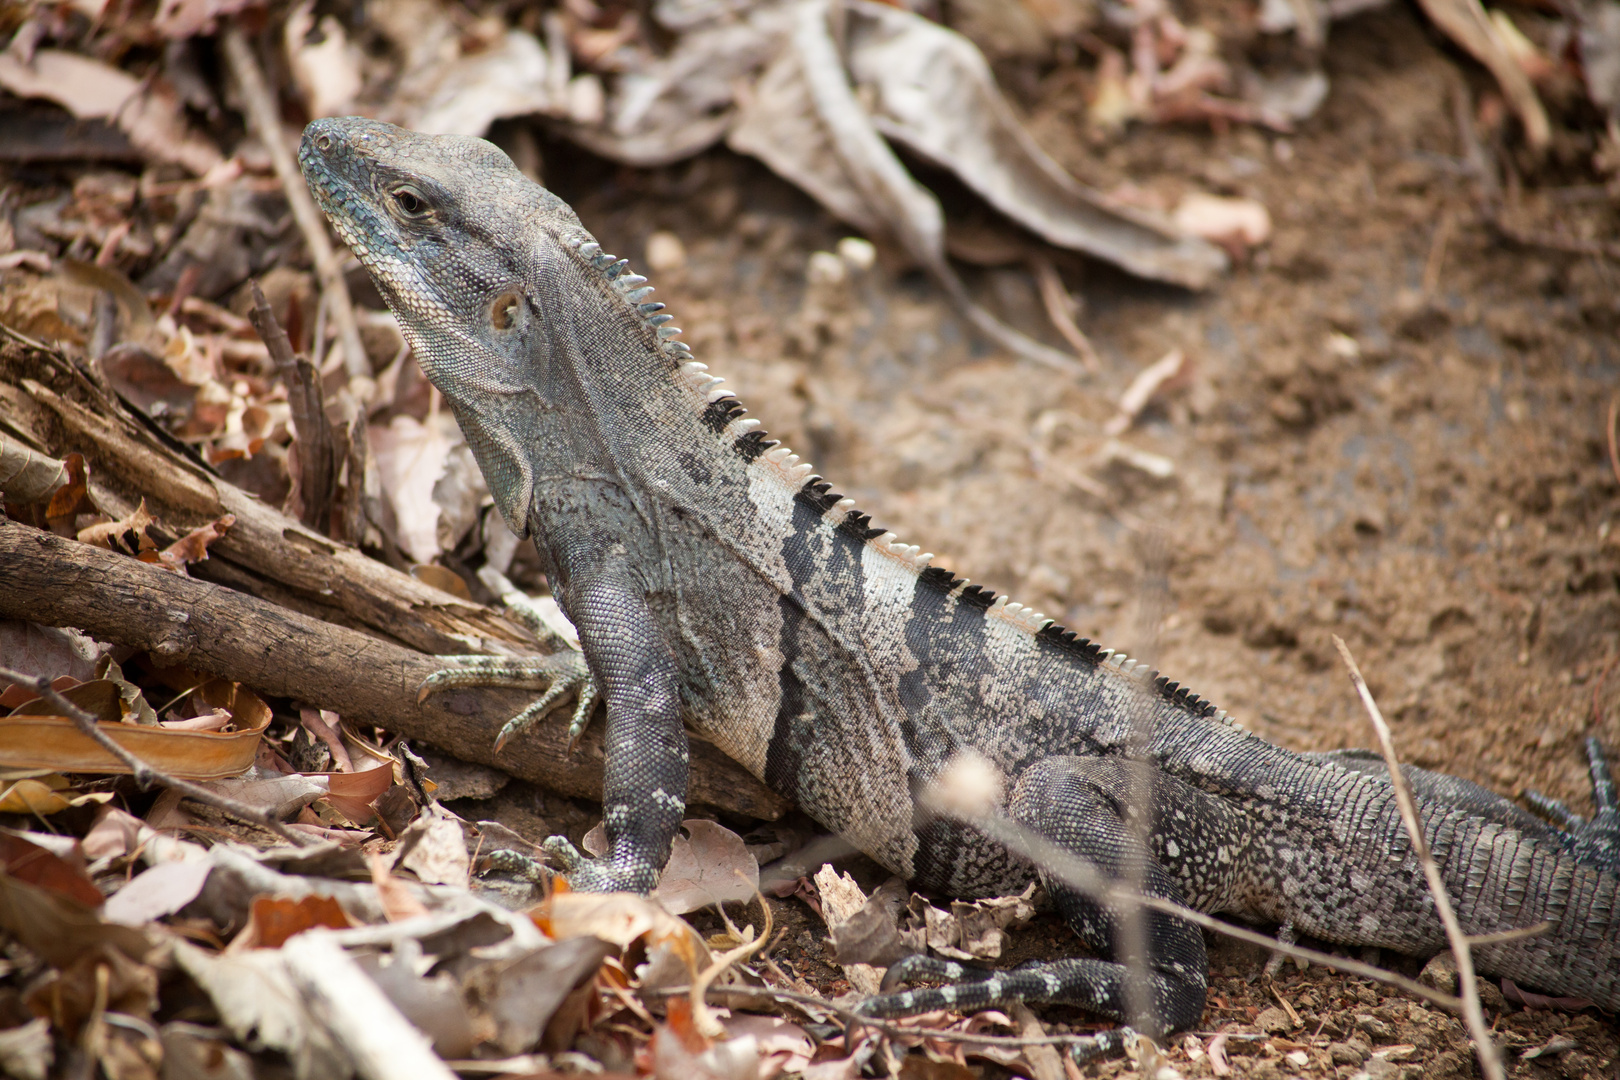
300;118;1620;1034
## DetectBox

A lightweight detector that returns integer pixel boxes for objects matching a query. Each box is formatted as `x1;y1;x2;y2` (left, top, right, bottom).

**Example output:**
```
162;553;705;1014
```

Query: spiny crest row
569;238;692;364
566;234;1230;726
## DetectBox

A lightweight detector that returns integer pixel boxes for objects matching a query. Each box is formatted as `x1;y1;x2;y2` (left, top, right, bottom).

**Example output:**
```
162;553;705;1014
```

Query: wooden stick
1332;635;1504;1080
0;523;788;821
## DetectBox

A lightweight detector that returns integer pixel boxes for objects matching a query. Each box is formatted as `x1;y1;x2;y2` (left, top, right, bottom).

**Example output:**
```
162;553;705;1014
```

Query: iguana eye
491;291;523;330
391;185;429;218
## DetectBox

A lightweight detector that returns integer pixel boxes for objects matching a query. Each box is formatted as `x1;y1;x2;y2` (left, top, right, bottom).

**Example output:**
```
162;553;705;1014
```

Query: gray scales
300;117;1620;1038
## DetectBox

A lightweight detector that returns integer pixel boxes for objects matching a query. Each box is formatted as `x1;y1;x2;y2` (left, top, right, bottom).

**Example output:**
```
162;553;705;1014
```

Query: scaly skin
300;117;1620;1035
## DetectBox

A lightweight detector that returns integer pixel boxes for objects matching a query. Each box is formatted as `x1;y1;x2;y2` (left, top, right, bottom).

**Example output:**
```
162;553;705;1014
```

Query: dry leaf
811;866;884;995
587;819;760;915
247;894;353;949
0;47;138;118
171;940;349;1079
1171;193;1272;254
103;860;213;925
0;830;102;908
398;806;470;888
369;414;454;564
0;436;67;504
0;708;269;778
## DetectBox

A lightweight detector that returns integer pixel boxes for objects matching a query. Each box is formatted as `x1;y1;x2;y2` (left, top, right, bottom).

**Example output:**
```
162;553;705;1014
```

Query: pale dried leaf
0;1017;52;1080
0;622;105;697
470;936;617;1055
843;1;1226;289
398;807;471;888
653;820;760;915
811;865;884;995
1171;193;1272;252
368;414;454;564
0;47;137;118
171;940;350;1080
286;4;363;118
103;860;213;925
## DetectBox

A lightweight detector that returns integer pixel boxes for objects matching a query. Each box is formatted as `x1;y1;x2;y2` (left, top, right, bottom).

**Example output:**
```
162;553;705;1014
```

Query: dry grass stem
1330;635;1504;1080
222;28;372;394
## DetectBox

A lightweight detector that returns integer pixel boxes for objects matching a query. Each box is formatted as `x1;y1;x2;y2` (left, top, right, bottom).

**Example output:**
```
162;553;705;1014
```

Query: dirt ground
480;6;1620;1075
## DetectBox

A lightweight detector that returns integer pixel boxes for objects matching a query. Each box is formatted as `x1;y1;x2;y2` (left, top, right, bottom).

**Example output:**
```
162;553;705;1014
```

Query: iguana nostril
316;134;332;151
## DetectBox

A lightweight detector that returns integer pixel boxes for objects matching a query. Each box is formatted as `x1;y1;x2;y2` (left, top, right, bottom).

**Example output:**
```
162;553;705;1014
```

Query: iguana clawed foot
1524;737;1620;869
417;568;602;753
419;652;599;751
478;836;654;893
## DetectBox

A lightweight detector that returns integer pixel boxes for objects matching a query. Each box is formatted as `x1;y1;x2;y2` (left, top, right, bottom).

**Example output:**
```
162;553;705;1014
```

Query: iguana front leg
538;561;689;894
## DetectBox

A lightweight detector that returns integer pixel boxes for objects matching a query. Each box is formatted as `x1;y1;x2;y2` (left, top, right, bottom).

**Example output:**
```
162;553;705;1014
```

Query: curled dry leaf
0;830;101;908
397;806;471;888
147;512;235;574
77;497;156;551
537;890;713;989
0;775;114;815
810;865;885;995
840;0;1227;290
0;705;269;778
246;894;354;949
468;935;618;1056
0;436;67;504
171;940;350;1080
1171;193;1272;256
0;623;105;706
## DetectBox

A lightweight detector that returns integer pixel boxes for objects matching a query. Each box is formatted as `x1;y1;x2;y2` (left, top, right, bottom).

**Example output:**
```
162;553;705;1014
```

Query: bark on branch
0;523;787;820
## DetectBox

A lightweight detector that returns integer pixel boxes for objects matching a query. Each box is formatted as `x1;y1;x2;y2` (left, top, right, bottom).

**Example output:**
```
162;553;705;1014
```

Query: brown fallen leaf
0;435;67;505
144;513;235;574
0;710;269;779
0;830;102;908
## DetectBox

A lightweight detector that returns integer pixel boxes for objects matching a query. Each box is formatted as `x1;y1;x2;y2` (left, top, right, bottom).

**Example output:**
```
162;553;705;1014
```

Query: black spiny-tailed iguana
299;117;1620;1037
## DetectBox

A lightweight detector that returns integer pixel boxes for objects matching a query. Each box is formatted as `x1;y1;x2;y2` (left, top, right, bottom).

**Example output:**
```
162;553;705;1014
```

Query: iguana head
299;117;595;538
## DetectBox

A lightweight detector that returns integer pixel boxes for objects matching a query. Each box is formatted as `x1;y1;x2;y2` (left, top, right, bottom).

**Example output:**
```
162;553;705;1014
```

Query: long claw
565;680;601;752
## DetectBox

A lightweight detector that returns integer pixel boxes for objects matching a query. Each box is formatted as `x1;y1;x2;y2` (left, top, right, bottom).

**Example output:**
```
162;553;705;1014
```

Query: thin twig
250;280;335;534
1330;636;1504;1080
1031;258;1101;373
221;28;372;394
1464;921;1550;948
0;665;315;848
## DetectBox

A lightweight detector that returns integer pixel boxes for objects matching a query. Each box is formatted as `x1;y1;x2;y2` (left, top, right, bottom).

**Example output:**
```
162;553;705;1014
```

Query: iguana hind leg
859;756;1209;1036
1523;737;1620;869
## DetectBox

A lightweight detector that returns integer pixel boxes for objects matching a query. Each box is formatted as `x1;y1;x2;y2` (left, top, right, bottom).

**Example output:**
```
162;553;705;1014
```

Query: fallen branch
1332;635;1503;1080
0;663;313;847
0;523;788;821
1;345;521;656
